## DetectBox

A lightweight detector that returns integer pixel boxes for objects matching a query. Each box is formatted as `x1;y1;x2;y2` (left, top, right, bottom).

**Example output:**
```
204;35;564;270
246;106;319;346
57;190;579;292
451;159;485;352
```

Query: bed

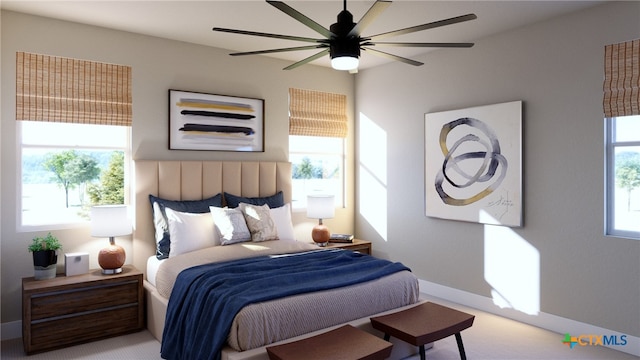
133;161;421;360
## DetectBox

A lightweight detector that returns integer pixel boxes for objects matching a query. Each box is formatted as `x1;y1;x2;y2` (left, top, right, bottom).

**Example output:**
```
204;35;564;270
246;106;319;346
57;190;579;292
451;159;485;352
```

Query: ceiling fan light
331;56;359;71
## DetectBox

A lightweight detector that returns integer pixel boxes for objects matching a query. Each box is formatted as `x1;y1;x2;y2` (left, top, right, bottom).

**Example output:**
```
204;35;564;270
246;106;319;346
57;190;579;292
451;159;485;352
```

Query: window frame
605;116;640;239
17;121;131;232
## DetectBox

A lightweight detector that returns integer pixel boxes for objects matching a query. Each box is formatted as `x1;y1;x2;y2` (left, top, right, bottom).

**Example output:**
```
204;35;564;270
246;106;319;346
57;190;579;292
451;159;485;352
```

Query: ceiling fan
212;0;476;71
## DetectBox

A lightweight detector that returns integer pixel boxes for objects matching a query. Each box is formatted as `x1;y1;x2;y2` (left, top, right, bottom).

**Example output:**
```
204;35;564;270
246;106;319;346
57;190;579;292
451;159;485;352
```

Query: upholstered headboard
132;161;292;276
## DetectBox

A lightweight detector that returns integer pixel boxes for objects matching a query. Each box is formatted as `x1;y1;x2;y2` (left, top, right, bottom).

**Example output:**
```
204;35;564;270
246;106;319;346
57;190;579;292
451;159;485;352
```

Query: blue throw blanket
160;249;410;360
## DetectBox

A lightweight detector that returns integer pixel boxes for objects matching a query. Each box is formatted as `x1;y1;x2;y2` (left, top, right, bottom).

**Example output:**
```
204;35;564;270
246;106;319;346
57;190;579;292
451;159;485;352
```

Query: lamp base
312;224;330;247
98;242;126;275
101;267;123;275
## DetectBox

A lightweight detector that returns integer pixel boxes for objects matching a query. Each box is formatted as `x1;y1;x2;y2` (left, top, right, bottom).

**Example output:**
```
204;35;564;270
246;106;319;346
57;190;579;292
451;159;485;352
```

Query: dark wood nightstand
326;239;372;255
22;265;144;354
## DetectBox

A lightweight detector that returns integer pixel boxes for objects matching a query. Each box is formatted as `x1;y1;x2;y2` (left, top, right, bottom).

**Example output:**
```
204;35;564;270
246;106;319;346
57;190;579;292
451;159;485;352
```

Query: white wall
0;10;355;327
355;0;639;340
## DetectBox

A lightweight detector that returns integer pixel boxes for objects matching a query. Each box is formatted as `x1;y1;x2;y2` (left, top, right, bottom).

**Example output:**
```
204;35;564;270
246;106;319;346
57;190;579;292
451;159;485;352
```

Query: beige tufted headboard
132;161;292;277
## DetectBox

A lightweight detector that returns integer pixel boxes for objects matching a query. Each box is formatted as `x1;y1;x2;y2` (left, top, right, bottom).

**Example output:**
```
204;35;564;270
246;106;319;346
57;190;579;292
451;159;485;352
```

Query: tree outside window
616;153;640;212
43;150;100;208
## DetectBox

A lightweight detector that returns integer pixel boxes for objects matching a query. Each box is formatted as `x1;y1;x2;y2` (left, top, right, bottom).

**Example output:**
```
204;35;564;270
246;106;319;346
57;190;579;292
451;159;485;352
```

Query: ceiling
1;0;604;70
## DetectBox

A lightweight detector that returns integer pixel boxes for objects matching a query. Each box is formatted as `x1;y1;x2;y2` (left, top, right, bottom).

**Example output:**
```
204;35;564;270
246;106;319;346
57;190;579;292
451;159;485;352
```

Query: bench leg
384;333;427;360
455;333;467;360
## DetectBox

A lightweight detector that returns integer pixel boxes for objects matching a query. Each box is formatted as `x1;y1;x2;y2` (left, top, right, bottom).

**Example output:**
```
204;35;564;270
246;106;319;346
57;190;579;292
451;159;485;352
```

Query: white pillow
165;208;218;257
210;206;251;245
270;203;296;241
239;203;278;242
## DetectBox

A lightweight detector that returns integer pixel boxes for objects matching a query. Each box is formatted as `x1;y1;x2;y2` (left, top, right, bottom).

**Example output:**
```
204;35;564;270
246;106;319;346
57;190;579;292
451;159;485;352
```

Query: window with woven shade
604;39;640;239
288;88;348;209
16;52;132;229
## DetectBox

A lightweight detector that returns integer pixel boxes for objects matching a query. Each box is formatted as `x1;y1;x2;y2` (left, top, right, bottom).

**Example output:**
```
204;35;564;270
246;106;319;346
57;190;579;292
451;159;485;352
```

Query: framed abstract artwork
425;101;523;227
169;89;264;152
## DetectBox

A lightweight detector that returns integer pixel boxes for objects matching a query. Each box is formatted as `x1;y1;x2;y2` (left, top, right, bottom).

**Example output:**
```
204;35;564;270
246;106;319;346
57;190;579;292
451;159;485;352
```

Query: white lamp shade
91;205;132;237
307;194;335;219
331;56;359;71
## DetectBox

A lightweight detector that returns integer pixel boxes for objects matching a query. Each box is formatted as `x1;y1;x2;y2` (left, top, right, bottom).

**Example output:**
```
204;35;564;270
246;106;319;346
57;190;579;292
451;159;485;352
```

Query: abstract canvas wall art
425;101;523;227
169;89;264;152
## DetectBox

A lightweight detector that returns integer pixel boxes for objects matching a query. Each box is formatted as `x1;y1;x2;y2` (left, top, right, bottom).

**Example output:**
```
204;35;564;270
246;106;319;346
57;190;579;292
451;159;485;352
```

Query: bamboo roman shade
16;52;132;126
603;39;640;118
289;88;348;138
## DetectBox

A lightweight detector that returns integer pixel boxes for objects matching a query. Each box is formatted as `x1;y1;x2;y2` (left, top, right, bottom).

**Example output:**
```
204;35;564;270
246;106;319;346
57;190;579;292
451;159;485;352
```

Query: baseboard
419;279;640;357
1;320;21;341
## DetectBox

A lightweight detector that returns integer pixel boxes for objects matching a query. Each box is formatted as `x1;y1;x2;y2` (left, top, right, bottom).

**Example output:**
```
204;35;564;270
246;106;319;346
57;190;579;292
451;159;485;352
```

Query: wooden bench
266;324;393;360
370;302;475;360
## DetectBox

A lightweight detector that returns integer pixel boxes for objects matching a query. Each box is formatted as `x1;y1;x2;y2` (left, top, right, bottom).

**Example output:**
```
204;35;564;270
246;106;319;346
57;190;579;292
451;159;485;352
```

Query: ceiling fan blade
283;48;330;70
347;0;392;38
362;47;423;66
212;27;322;44
267;1;335;39
369;13;477;41
367;42;474;48
230;45;328;56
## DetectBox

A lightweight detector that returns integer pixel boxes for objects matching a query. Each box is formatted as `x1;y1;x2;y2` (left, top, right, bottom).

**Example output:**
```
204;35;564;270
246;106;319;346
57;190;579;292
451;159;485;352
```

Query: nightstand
22;265;144;354
326;238;372;255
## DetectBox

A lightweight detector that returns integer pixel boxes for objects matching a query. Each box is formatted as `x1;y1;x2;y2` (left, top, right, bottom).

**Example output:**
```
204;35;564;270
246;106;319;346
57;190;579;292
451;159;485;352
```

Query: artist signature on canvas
487;193;514;220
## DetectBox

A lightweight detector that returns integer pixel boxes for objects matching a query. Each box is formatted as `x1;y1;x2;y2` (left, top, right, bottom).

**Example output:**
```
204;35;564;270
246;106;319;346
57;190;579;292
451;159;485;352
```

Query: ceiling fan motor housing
329;10;360;59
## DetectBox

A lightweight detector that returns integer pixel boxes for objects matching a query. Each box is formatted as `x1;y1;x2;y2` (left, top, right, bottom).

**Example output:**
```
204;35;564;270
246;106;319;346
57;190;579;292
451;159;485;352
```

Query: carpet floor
2;295;636;359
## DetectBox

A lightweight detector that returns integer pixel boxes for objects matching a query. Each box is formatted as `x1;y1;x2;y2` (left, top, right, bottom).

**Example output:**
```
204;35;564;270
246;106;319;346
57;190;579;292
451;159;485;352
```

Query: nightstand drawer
344;243;371;254
326;239;372;255
30;305;140;351
30;280;139;321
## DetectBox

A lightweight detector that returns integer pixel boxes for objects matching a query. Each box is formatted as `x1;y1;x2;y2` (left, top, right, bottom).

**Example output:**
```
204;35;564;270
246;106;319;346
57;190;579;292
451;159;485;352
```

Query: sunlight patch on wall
359;113;387;184
482;210;540;315
358;113;388;240
359;168;388;240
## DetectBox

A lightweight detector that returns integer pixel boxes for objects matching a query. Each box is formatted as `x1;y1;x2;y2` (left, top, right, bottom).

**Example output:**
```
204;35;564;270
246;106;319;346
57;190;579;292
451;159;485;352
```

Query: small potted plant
28;232;62;280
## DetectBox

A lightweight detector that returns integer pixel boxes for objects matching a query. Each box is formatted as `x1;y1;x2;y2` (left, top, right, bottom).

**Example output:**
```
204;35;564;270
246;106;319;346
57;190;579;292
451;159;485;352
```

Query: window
16;52;132;229
606;116;640;238
603;39;640;239
290;135;345;209
20;122;130;228
288;88;348;210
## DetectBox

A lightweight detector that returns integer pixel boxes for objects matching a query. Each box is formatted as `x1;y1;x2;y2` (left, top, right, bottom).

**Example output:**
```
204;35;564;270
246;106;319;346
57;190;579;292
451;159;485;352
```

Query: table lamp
91;205;132;274
307;194;335;246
